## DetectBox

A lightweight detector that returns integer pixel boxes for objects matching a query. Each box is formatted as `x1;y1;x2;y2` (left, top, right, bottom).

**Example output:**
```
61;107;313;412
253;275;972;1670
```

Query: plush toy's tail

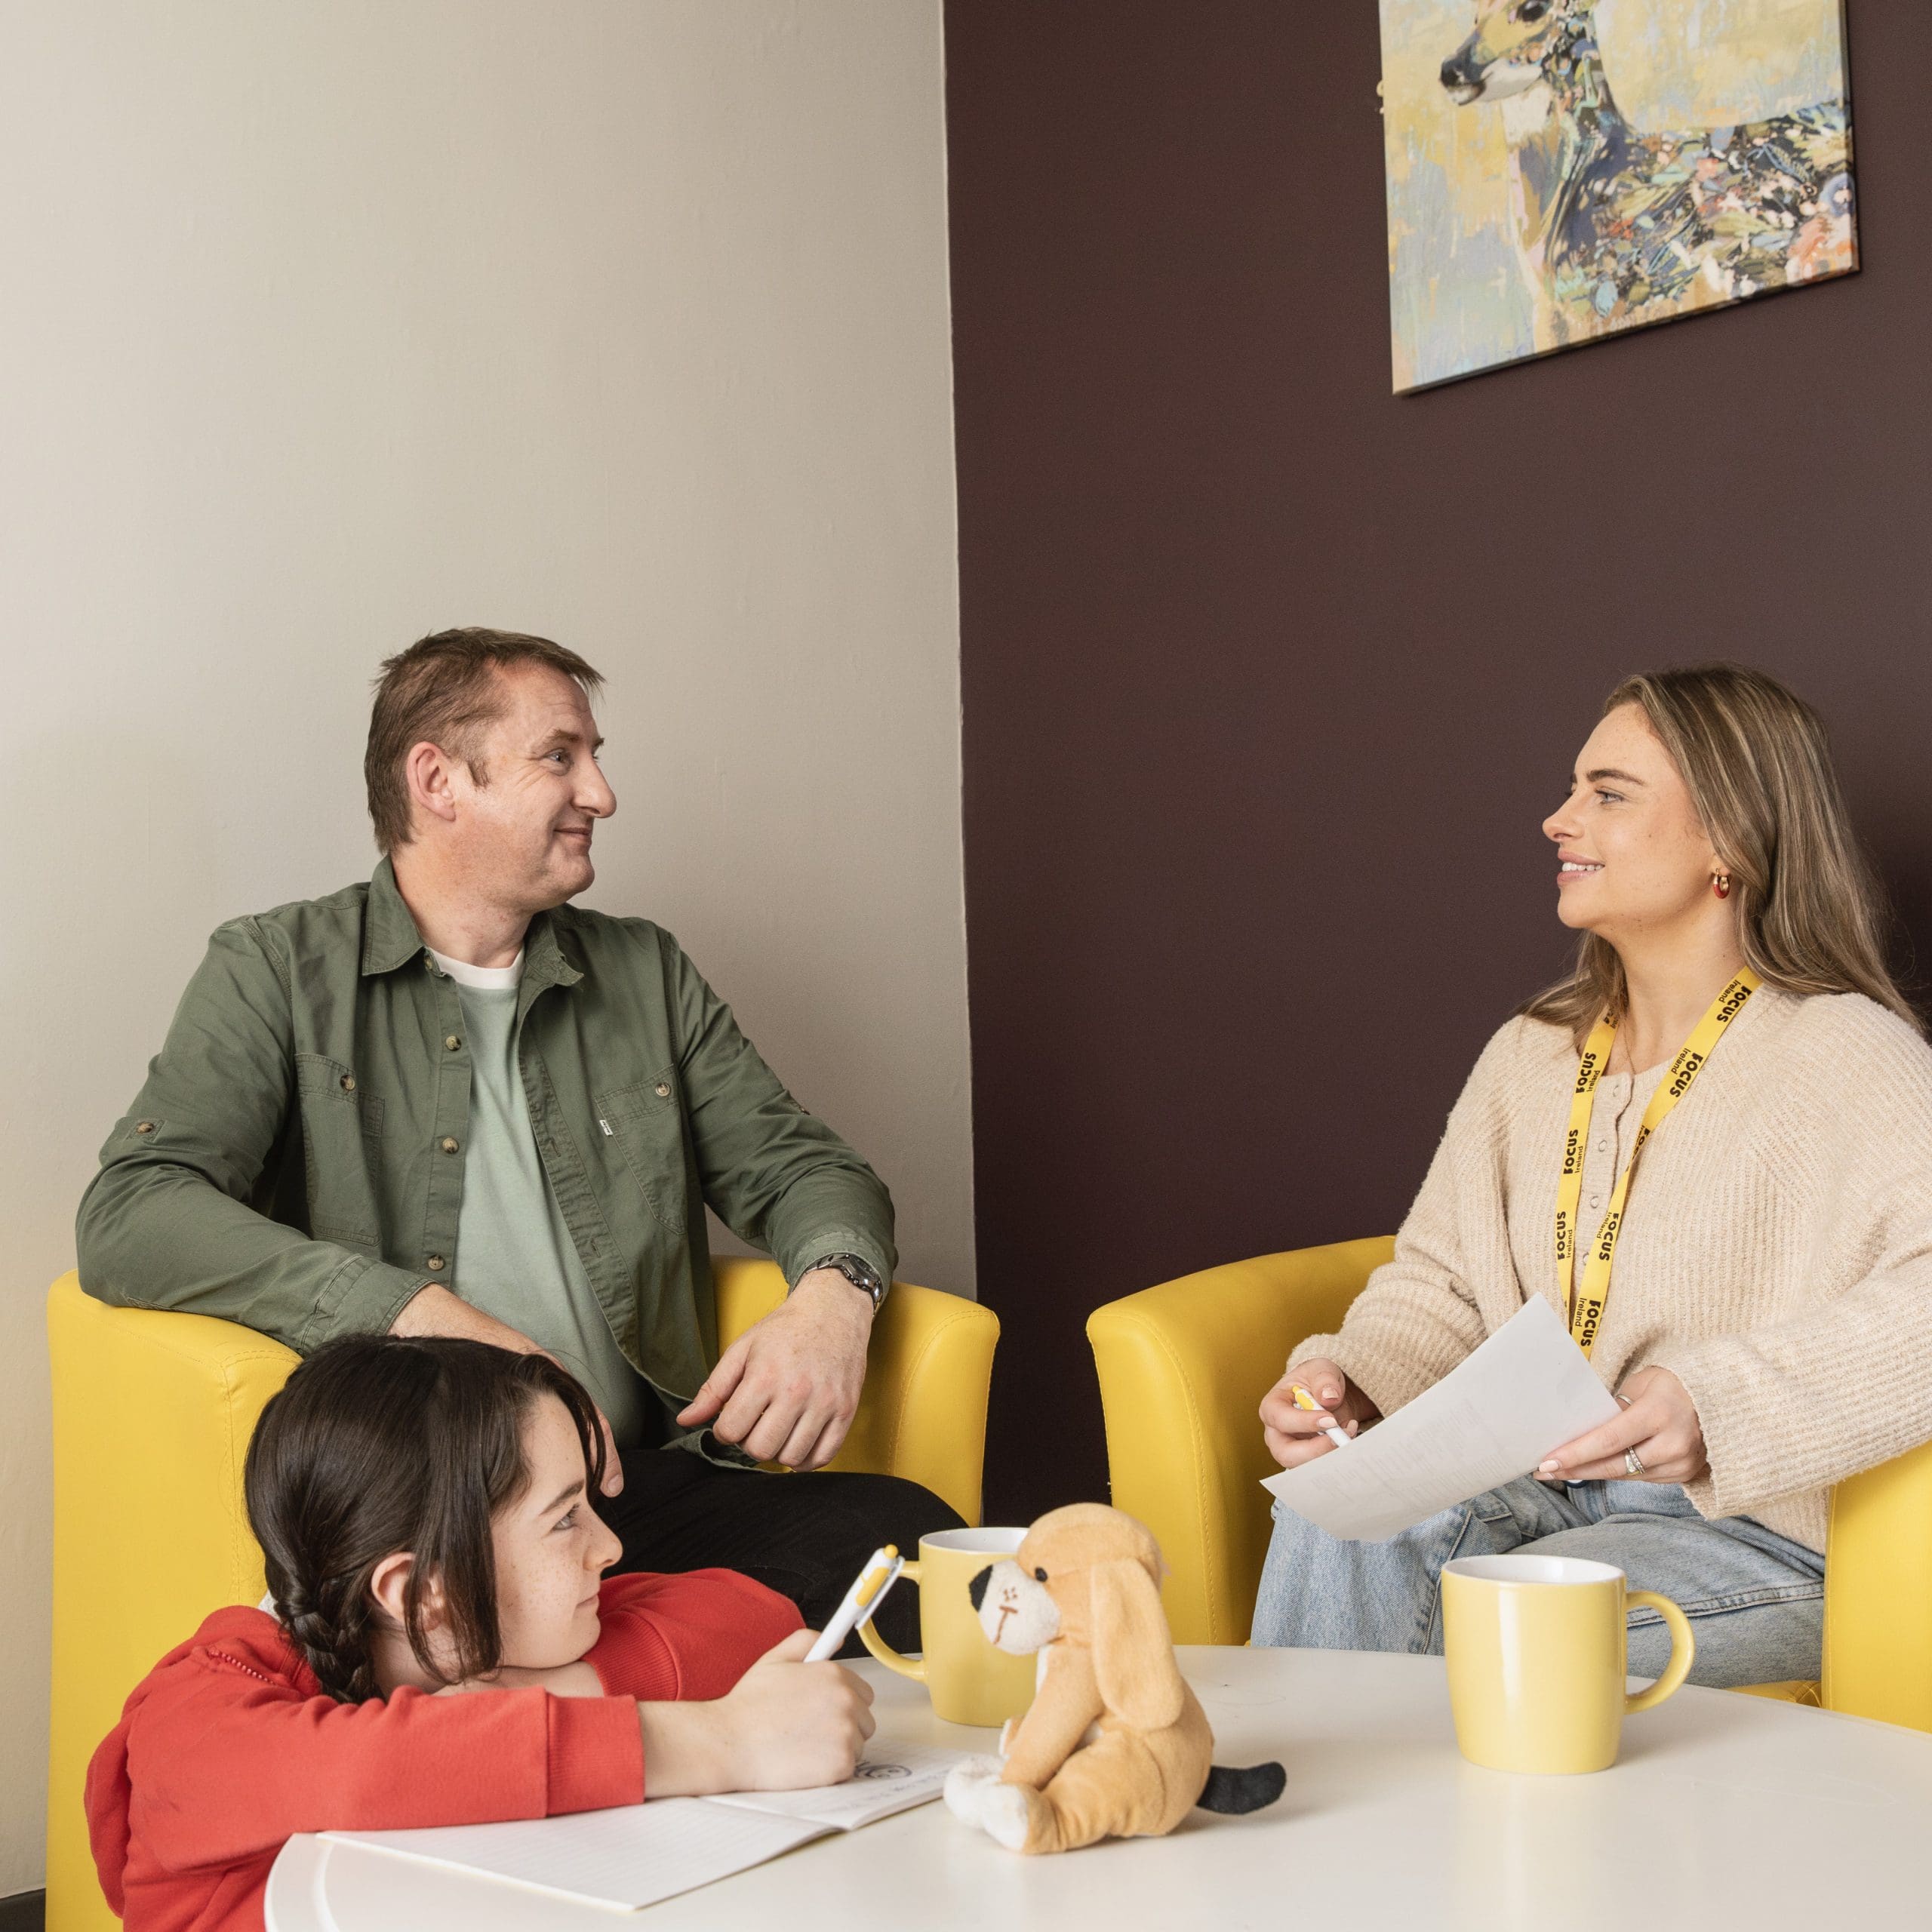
1195;1761;1287;1814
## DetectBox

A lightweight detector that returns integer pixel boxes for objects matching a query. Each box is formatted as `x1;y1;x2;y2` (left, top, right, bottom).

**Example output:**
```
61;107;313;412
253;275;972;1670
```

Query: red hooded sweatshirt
87;1570;801;1932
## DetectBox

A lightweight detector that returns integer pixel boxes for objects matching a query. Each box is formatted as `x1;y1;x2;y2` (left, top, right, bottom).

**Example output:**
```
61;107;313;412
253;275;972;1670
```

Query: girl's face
491;1392;624;1669
1541;703;1721;943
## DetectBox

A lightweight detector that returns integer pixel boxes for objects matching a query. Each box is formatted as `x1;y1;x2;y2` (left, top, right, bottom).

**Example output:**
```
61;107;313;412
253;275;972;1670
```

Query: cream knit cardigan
1298;987;1932;1553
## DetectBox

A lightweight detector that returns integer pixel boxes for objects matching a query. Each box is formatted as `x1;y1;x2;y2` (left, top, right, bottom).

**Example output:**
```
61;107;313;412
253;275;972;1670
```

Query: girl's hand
1539;1365;1709;1485
638;1629;875;1796
1259;1357;1380;1469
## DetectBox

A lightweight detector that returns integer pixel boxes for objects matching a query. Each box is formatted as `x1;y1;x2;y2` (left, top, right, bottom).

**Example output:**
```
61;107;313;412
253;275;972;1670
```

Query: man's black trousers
601;1444;964;1655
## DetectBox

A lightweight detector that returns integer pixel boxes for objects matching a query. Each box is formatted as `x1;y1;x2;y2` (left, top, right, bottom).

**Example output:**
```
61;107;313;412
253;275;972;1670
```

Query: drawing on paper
1379;0;1857;390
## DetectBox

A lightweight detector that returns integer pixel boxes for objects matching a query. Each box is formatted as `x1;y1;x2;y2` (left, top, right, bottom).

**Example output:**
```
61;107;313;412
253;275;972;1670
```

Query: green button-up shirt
75;860;897;1426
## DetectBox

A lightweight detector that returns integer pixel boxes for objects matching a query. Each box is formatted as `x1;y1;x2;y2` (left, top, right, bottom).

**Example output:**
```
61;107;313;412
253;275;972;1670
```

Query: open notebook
325;1743;969;1912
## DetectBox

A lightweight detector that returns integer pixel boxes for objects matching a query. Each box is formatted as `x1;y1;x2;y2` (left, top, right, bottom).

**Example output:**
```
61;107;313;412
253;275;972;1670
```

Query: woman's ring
1623;1447;1646;1476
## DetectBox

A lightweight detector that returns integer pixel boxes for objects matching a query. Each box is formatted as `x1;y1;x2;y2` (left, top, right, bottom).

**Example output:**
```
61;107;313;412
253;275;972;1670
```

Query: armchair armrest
1823;1434;1932;1730
1086;1238;1395;1643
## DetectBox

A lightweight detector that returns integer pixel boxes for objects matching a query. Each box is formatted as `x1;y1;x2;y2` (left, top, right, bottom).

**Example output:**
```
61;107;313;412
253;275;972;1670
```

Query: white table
269;1646;1932;1931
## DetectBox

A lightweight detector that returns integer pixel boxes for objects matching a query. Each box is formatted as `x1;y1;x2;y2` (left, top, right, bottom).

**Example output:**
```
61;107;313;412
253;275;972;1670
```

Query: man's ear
1088;1559;1185;1730
403;738;464;835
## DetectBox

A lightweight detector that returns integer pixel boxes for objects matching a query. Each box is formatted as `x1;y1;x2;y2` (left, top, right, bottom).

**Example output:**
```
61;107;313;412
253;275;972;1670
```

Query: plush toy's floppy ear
1089;1558;1185;1731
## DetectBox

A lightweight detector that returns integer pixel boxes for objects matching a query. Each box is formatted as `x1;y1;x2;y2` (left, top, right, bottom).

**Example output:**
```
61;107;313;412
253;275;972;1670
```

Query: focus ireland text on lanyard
1556;970;1762;1357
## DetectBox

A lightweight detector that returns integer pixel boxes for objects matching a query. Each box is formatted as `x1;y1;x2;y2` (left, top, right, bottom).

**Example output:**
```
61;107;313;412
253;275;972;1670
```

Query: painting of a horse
1379;0;1856;391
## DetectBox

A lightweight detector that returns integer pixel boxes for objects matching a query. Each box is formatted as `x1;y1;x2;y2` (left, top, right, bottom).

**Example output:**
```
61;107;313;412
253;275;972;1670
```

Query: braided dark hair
243;1335;608;1703
278;1571;382;1705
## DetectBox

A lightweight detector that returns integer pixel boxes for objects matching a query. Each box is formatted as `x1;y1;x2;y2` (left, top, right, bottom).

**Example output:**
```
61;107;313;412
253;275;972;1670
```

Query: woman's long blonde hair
1521;664;1920;1043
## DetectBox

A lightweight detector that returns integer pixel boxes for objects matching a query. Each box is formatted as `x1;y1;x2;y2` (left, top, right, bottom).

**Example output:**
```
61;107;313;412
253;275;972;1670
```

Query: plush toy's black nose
968;1564;992;1611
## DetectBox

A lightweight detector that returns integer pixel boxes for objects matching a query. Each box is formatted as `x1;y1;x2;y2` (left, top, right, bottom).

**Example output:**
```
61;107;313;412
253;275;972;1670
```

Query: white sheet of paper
708;1743;965;1827
325;1746;968;1912
1260;1297;1623;1541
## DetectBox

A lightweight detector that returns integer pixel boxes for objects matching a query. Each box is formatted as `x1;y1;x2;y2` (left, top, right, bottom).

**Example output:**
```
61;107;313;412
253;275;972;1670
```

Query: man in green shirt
77;627;959;1644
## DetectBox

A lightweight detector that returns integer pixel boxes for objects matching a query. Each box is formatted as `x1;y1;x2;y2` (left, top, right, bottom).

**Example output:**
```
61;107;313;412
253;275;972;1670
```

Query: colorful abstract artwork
1379;0;1857;391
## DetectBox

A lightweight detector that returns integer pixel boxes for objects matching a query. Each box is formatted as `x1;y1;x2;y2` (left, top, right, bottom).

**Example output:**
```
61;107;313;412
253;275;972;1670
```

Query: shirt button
440;1137;460;1155
654;1081;671;1099
340;1075;356;1092
425;1255;446;1272
1589;1195;1602;1209
135;1120;155;1135
1595;1139;1608;1152
445;1035;462;1051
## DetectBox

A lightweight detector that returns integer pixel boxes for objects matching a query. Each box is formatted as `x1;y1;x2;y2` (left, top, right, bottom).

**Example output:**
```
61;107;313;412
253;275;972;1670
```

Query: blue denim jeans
1251;1477;1824;1687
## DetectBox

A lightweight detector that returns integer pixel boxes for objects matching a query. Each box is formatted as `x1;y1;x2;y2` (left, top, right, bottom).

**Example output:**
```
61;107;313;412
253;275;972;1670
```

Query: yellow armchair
1088;1240;1932;1731
45;1264;996;1932
1087;1238;1392;1647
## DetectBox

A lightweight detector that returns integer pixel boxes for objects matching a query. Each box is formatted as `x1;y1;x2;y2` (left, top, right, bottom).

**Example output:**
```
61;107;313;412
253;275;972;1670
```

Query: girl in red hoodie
88;1335;875;1932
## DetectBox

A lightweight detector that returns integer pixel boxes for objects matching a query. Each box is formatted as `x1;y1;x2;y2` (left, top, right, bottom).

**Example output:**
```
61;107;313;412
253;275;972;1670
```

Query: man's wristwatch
801;1252;888;1312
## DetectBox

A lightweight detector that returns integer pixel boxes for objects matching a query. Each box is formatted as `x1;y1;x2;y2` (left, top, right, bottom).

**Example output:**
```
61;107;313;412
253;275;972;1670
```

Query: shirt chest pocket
296;1052;384;1244
595;1069;693;1237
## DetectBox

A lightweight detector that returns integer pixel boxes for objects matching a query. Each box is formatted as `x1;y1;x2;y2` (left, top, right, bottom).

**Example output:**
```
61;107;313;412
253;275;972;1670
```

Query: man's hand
390;1283;623;1496
676;1268;874;1469
1538;1365;1708;1486
1259;1356;1381;1469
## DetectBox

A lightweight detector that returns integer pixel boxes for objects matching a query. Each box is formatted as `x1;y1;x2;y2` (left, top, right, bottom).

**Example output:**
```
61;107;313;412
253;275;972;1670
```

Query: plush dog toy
943;1503;1284;1854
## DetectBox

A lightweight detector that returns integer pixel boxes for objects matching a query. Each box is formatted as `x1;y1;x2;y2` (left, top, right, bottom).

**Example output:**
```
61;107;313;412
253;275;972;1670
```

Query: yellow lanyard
1556;970;1761;1356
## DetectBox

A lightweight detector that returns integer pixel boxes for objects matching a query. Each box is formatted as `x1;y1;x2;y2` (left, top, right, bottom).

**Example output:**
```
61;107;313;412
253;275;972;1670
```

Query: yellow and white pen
804;1545;905;1662
1291;1385;1352;1451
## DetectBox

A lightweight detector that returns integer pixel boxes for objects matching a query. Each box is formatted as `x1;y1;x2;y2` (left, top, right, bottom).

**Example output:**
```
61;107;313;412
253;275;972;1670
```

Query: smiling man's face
447;662;616;916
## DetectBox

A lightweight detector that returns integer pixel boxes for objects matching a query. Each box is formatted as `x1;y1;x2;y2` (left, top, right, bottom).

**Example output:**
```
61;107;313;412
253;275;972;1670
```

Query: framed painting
1379;0;1857;392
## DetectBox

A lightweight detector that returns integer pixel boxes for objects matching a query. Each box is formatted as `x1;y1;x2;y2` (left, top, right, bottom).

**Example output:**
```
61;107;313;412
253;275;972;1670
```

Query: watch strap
801;1252;887;1310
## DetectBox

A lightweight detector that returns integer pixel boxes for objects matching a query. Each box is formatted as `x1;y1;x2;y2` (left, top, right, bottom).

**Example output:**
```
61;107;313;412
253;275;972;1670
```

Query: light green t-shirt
431;948;652;1447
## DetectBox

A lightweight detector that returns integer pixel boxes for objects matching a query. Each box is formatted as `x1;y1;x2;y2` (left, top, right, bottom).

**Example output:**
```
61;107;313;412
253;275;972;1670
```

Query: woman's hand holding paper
1538;1365;1709;1485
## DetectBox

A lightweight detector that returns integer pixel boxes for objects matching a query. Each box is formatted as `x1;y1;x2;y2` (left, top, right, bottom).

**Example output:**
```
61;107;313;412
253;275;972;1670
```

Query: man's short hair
365;628;605;854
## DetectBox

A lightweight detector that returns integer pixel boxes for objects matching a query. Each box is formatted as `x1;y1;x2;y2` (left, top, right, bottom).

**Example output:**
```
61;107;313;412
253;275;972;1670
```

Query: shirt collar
360;857;583;990
361;857;426;974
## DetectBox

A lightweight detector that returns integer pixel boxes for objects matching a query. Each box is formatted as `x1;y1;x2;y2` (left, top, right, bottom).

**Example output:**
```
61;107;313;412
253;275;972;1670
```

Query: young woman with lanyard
1251;665;1932;1686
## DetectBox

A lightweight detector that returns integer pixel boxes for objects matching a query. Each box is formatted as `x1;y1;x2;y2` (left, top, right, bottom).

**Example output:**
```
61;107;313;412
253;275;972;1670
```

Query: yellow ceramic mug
858;1527;1038;1727
1441;1553;1695;1774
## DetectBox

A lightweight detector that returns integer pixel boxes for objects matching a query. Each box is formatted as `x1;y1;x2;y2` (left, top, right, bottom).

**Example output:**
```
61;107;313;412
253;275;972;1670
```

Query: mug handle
1623;1590;1696;1713
857;1560;924;1681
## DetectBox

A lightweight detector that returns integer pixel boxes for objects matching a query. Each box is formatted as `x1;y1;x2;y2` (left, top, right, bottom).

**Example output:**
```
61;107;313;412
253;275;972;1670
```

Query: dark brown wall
945;2;1932;1523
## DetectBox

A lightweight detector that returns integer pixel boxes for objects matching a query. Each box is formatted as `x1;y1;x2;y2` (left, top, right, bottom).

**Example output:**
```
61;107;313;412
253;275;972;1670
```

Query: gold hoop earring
1712;871;1732;900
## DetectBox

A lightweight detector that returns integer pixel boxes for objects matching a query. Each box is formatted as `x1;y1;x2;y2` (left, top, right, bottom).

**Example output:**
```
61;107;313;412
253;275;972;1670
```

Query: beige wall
0;0;967;1890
